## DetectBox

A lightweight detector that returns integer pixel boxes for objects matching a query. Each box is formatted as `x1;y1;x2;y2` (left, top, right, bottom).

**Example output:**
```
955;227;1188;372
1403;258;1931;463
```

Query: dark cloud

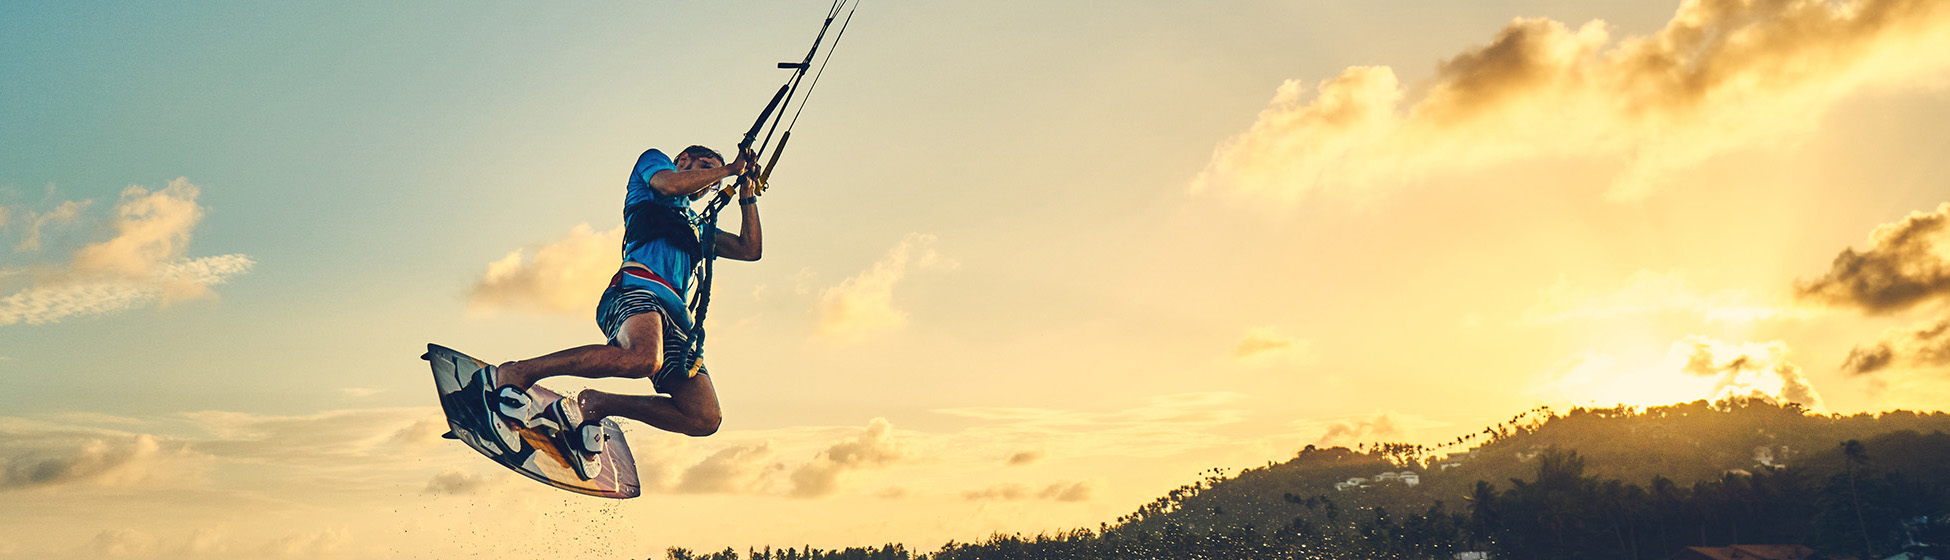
1040;481;1094;502
0;433;173;491
423;469;497;495
1005;450;1042;466
1673;336;1824;410
961;481;1094;502
1195;0;1950;200
963;483;1030;501
1840;318;1950;376
1796;203;1950;314
789;418;902;498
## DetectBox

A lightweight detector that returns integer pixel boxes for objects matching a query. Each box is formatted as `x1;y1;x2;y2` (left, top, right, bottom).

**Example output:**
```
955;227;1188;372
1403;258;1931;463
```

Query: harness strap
609;266;679;296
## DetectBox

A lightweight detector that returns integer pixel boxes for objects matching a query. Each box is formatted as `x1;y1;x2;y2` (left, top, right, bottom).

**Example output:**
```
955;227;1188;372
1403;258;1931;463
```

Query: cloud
91;529;160;558
11;199;89;252
672;442;774;494
1039;481;1093;502
0;433;187;491
467;223;623;315
1193;0;1950;202
340;387;382;398
1231;326;1309;361
1312;412;1407;447
181;408;449;464
181;528;229;556
961;481;1094;502
260;529;349;557
1670;335;1824;410
424;468;499;495
1840;317;1950;376
0;255;254;326
1527;270;1796;324
0;178;253;326
962;483;1031;501
788;418;902;498
1796;203;1950;314
814;233;952;341
71;181;206;275
1005;450;1042;466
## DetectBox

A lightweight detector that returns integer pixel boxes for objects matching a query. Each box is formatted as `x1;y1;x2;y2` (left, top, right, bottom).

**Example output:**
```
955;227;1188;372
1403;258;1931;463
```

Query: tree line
663;435;1947;560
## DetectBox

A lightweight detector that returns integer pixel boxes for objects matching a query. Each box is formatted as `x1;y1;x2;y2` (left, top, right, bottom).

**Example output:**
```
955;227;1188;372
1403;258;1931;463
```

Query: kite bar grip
756;131;790;195
779;62;809;69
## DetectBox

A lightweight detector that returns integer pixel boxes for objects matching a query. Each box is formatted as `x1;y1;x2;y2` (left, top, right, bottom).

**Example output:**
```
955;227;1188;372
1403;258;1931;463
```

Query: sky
5;0;1950;557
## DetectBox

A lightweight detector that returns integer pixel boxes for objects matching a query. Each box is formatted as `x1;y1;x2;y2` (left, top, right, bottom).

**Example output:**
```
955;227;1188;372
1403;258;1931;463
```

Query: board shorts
595;268;708;393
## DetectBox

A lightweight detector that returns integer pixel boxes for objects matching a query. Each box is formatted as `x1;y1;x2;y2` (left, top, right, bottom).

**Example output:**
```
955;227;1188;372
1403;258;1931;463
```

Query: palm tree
1841;439;1874;558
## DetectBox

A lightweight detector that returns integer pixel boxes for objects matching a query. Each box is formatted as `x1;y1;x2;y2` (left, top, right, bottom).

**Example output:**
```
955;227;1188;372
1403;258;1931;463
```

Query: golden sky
4;0;1950;557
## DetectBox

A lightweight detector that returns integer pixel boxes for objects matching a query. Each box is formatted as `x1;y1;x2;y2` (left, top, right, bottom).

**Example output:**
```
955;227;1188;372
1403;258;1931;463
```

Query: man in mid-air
476;145;760;476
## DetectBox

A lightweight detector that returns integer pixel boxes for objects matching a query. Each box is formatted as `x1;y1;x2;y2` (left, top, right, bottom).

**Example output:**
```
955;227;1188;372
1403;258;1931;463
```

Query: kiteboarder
487;145;760;457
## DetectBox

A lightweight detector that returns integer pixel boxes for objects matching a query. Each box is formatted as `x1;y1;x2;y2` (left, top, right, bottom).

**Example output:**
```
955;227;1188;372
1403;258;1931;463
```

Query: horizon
6;0;1950;558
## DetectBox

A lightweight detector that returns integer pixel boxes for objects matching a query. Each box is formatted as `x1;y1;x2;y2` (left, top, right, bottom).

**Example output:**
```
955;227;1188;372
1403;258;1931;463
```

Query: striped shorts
595;282;707;392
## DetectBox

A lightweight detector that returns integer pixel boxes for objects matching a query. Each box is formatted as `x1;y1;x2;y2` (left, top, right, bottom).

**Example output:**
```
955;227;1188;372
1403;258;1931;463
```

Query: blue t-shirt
621;149;713;328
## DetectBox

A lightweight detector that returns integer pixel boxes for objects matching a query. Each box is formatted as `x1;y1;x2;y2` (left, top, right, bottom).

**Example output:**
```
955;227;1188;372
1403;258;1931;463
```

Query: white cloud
1193;0;1950;202
467;224;623;315
814;233;953;341
0;178;253;326
0;255;254;326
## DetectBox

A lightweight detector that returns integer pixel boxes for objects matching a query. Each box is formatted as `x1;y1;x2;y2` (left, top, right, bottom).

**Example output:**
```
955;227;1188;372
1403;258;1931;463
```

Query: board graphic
423;343;641;499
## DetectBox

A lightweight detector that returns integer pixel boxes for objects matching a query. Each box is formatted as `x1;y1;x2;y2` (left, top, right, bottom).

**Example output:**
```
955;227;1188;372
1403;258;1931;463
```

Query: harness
621;200;703;261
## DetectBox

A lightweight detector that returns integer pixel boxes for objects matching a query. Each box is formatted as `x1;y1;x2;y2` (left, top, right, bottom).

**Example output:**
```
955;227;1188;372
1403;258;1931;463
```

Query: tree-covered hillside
1113;400;1950;538
669;400;1950;560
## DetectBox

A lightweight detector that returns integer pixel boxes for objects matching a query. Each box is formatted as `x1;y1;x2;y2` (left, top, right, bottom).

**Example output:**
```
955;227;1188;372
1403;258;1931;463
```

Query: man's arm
646;151;756;198
712;178;763;261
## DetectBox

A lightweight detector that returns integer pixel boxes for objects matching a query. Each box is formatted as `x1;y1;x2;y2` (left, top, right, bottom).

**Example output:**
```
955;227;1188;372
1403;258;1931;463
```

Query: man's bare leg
583;373;721;437
493;311;722;437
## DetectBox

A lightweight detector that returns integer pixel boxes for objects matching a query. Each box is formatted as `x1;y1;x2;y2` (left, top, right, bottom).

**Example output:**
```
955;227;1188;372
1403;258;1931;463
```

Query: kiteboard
422;343;641;499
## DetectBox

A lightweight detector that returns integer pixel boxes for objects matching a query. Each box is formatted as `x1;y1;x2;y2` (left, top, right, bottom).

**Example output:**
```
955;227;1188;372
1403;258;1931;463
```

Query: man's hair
678;145;723;163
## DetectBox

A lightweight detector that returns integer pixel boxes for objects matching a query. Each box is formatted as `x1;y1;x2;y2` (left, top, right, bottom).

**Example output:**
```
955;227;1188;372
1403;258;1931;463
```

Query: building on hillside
1401;472;1420;486
1375;472;1400;481
1333;477;1374;492
1664;544;1814;560
1453;552;1489;560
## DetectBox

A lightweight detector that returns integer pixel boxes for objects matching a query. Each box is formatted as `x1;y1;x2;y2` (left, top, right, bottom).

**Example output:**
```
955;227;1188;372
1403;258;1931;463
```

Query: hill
670;400;1950;559
1112;400;1950;539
